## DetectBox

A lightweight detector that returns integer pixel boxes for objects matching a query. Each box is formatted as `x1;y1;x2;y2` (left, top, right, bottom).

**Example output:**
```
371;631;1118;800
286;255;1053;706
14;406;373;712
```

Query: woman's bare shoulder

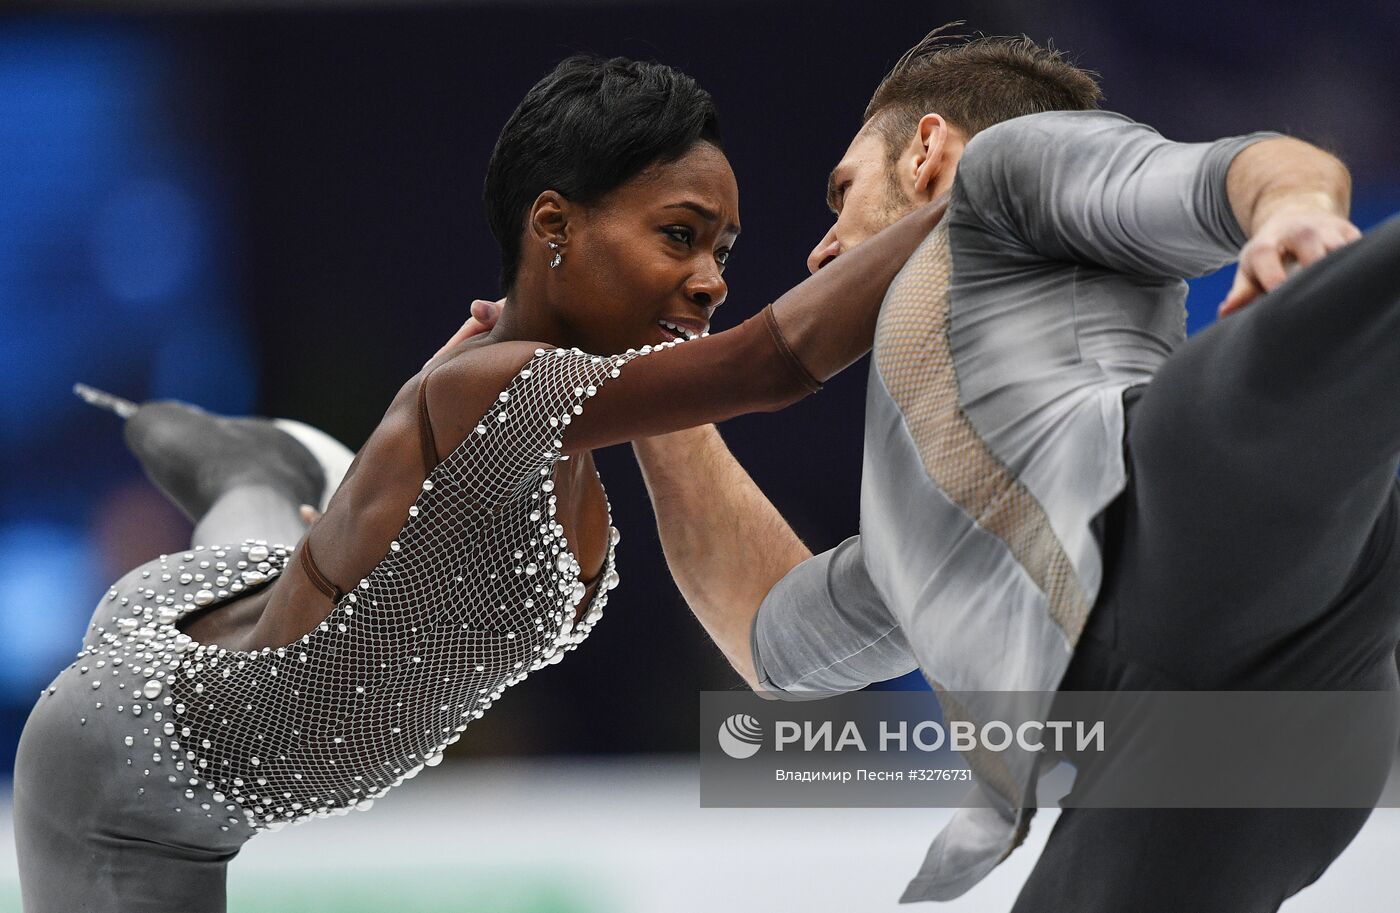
428;338;554;399
420;339;556;454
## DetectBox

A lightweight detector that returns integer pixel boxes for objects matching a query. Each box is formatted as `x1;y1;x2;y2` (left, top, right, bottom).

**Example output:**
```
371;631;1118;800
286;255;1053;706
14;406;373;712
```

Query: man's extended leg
1011;805;1374;913
1014;215;1400;913
1110;212;1400;685
1017;558;1400;913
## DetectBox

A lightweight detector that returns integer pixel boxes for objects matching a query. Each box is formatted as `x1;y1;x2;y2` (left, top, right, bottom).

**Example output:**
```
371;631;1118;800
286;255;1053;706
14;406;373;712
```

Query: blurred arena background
2;1;1399;909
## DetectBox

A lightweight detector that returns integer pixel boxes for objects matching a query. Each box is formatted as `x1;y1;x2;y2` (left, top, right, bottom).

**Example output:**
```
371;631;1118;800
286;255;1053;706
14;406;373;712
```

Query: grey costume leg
14;409;352;911
189;418;356;548
106;397;353;552
192;485;309;551
14;563;257;913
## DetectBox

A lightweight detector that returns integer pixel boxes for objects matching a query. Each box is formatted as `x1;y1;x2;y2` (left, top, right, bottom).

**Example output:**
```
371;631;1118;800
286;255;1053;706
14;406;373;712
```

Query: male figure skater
622;31;1399;911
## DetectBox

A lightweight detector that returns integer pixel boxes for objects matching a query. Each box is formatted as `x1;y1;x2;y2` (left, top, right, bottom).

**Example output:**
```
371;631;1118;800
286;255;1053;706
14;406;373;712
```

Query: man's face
807;125;915;274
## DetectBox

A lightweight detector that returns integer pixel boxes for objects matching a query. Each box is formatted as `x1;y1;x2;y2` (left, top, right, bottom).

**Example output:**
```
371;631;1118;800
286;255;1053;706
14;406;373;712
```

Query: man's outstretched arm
412;300;918;694
635;426;919;697
956;110;1358;314
633;425;810;690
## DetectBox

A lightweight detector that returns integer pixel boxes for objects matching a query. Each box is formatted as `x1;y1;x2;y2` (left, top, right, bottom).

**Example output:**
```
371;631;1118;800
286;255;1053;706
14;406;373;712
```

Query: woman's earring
547;241;562;269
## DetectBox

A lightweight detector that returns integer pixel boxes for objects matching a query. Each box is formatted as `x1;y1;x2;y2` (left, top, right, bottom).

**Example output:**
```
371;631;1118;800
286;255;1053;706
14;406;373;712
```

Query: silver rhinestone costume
61;345;654;834
17;298;831;910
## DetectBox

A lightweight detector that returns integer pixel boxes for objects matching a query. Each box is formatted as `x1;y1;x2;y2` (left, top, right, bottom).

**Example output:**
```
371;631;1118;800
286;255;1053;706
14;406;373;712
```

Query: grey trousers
13;496;306;912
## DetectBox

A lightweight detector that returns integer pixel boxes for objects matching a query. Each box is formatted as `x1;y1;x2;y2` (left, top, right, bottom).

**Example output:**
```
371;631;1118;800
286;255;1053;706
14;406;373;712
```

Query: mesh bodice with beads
77;344;657;832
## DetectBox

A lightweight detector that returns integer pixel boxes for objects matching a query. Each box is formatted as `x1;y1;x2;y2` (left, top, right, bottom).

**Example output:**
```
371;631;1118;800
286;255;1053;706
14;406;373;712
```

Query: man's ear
911;113;949;199
527;190;570;249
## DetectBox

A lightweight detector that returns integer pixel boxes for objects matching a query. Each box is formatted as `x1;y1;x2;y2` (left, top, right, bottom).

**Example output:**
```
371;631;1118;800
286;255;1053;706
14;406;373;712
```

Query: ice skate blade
73;383;137;419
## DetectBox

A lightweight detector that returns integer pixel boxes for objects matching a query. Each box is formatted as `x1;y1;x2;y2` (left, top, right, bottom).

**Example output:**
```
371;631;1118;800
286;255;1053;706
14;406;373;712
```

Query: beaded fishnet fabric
76;344;659;832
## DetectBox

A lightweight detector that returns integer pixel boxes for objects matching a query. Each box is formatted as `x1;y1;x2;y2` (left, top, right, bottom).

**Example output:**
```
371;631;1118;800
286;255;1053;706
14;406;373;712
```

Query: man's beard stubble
881;168;917;228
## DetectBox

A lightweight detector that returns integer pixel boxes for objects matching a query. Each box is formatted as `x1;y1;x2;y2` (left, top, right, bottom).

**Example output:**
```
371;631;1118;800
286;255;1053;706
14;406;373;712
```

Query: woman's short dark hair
484;55;722;292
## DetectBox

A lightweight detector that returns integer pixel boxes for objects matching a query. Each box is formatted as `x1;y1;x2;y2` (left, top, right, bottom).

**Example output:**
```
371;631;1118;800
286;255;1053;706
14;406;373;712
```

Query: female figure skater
13;54;945;912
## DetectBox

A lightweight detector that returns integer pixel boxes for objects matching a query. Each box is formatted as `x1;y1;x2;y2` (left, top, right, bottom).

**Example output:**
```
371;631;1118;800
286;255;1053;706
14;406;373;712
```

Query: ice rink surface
2;757;1397;912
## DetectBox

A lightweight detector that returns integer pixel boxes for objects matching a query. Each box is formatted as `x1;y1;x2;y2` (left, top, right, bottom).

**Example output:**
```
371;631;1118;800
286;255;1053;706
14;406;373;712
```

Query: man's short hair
864;25;1103;159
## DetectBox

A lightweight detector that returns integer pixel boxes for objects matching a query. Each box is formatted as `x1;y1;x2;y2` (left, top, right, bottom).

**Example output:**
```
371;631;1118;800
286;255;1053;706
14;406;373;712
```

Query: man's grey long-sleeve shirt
750;110;1275;902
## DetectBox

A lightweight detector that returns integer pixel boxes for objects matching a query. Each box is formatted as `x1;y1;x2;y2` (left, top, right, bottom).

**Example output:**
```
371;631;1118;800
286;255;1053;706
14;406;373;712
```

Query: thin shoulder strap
298;536;343;602
417;371;440;474
577;563;605;587
299;367;440;605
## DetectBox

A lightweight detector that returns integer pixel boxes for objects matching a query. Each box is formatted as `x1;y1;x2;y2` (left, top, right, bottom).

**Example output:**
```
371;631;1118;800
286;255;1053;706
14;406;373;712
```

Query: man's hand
1220;203;1361;316
427;297;504;364
1220;138;1359;318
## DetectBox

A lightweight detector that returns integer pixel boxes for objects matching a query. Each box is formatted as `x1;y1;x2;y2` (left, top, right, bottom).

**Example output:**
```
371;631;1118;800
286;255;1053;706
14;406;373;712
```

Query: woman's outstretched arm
420;197;944;463
550;196;948;453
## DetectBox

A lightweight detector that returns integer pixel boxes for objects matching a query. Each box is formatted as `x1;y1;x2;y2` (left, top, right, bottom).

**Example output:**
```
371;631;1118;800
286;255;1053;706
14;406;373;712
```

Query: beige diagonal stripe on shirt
875;224;1094;813
875;224;1093;642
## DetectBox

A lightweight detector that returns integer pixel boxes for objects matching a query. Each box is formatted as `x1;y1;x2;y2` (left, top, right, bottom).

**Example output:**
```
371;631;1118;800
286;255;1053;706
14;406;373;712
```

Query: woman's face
559;141;740;354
